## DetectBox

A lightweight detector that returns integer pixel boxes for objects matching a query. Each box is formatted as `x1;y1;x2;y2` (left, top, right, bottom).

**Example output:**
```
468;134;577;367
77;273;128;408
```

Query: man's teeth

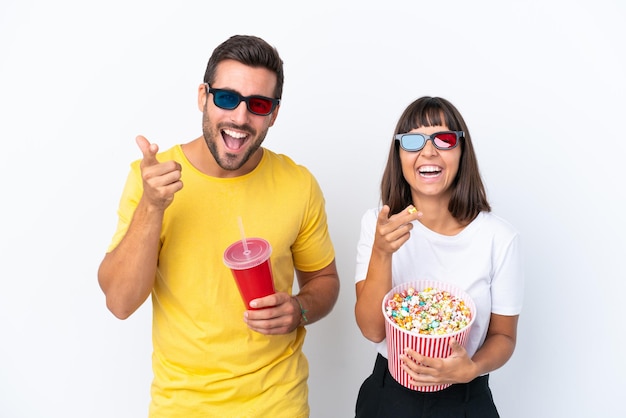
223;129;246;139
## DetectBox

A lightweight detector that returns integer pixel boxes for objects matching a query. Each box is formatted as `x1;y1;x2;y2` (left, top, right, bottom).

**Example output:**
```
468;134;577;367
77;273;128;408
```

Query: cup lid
223;237;272;270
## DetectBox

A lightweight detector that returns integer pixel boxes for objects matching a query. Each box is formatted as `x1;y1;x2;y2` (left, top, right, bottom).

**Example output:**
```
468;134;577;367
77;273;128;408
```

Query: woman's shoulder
477;212;520;237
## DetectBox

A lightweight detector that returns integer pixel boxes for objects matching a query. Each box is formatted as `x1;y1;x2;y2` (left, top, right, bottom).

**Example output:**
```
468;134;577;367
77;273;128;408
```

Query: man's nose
229;101;250;122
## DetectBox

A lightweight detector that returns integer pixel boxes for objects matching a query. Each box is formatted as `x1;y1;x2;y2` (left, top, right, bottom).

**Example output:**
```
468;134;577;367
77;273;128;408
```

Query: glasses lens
433;132;458;149
401;134;426;151
213;90;240;110
248;97;273;115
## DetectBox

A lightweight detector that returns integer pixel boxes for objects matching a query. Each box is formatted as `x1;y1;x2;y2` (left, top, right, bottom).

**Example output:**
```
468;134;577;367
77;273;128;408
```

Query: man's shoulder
262;149;313;176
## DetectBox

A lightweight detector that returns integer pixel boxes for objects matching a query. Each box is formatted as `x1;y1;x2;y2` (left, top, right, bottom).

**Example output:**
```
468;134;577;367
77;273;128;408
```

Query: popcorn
384;286;472;335
382;281;476;392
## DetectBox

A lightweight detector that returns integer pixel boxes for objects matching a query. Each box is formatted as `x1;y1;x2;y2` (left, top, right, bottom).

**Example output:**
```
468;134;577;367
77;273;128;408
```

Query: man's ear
268;104;280;127
197;83;208;112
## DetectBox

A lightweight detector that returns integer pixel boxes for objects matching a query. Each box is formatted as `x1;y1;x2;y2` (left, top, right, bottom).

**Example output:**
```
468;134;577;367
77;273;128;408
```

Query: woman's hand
372;205;422;255
400;339;479;387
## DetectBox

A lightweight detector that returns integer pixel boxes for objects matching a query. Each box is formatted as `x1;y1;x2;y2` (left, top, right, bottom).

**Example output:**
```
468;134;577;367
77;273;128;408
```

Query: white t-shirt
355;209;524;358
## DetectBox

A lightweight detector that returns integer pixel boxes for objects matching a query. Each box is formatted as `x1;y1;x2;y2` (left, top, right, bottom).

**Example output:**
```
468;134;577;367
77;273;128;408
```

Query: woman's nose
421;139;438;155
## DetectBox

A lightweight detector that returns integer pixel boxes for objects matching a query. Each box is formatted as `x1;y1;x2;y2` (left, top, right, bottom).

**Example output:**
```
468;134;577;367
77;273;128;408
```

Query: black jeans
355;354;500;418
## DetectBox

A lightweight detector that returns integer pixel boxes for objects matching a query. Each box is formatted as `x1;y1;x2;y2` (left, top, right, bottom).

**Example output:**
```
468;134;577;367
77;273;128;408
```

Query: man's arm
97;136;182;319
98;199;164;319
292;259;340;325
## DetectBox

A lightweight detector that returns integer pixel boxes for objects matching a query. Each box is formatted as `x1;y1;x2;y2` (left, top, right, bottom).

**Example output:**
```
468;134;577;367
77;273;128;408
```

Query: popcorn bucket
382;280;476;392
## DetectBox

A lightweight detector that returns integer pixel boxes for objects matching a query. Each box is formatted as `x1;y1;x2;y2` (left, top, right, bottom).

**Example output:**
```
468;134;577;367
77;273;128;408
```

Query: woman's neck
412;196;467;236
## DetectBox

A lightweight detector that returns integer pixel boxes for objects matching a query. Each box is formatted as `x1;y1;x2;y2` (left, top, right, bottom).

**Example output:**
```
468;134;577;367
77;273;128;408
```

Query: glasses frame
204;83;280;116
394;131;465;152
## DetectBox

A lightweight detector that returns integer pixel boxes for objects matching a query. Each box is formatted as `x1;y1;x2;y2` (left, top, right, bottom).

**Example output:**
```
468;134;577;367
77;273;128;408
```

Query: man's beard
202;112;268;172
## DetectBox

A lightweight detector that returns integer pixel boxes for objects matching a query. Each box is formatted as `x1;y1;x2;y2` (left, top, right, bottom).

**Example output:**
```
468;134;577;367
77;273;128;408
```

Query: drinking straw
237;216;250;255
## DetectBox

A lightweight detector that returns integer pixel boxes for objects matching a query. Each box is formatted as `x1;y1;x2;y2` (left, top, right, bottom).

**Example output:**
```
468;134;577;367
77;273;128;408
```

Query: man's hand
135;135;183;209
243;292;302;335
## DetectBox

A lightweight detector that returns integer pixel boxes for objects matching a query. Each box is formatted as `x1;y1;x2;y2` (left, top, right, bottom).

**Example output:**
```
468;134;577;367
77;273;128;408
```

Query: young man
98;35;340;417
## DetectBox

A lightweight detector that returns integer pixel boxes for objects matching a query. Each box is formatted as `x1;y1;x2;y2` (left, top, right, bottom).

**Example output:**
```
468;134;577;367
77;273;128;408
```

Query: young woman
354;96;524;417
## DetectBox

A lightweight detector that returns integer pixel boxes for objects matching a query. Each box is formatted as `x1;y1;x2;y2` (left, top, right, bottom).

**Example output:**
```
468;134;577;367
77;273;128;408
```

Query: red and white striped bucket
382;280;476;392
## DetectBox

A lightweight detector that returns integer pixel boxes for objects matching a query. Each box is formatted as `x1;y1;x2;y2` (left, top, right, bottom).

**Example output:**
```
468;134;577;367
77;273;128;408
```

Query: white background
1;1;625;417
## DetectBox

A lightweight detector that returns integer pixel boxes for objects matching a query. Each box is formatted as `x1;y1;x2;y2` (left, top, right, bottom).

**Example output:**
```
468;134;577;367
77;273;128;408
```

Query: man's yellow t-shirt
108;145;335;417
